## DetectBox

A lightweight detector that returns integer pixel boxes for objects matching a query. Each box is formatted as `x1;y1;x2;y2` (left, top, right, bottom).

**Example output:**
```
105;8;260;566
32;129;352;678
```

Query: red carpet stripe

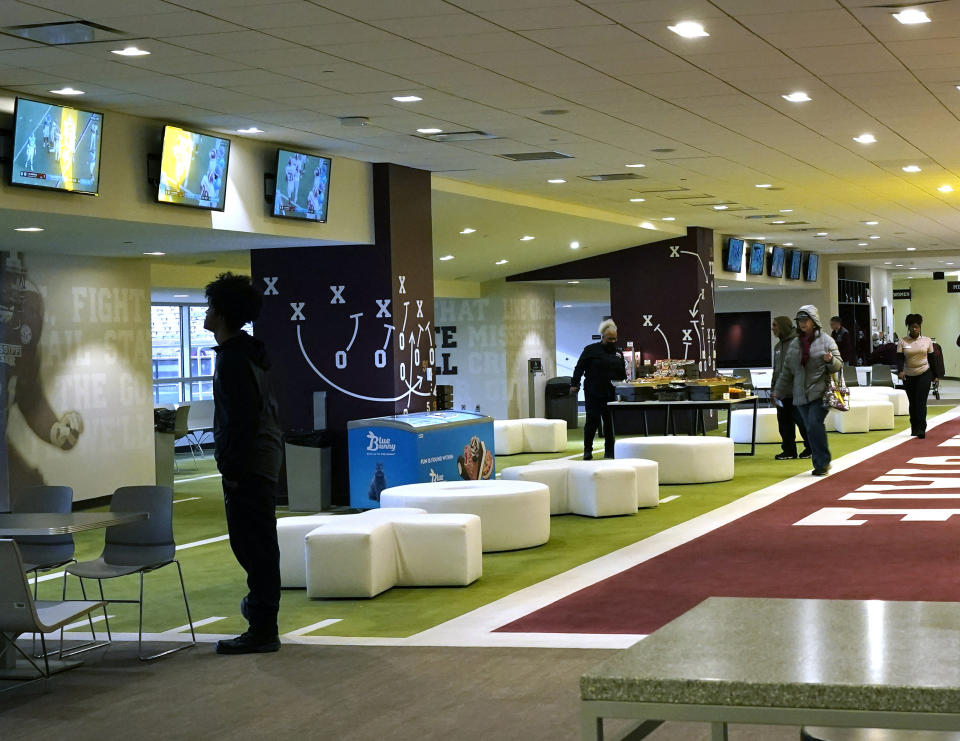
498;420;960;635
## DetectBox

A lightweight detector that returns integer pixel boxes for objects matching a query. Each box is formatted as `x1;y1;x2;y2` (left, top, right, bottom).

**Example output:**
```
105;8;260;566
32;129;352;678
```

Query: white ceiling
2;0;960;281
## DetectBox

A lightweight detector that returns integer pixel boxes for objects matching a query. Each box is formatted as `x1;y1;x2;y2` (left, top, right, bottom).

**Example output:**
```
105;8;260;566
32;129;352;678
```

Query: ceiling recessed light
439;255;455;261
755;183;772;188
744;287;754;290
947;262;955;265
864;220;879;225
938;184;954;193
562;304;572;308
640;221;656;229
779;209;793;213
567;280;580;285
668;21;709;37
896;264;904;267
570;241;580;249
144;251;166;256
816;232;828;236
111;46;150;57
416;128;443;134
783;242;794;246
719;285;728;289
902;165;922;173
236;127;263;134
392;95;422;102
713;205;728;210
853;133;877;144
910;267;918;270
520;235;535;241
893;8;930;24
547;178;566;184
625;163;646;168
49;87;83;95
772;220;786;224
14;227;43;232
495;259;508;265
173;294;189;298
460;228;476;234
782;92;811;103
858;242;868;246
906;247;917;251
869;235;880;239
884;261;892;265
661;217;676;221
629;197;645;202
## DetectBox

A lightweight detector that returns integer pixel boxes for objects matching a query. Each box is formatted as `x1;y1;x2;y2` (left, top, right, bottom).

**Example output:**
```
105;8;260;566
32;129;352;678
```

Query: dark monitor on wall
804;252;819;282
747;243;765;275
787;249;802;280
272;148;331;222
716;311;773;368
767;246;785;278
723;237;744;273
10;96;103;195
157;124;230;211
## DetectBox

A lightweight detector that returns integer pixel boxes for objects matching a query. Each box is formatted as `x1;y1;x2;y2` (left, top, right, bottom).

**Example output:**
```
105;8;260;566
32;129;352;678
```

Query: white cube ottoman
521;458;659;512
613;437;734;484
521;418;567;453
606;458;659;508
565;461;638;517
833;405;869;433
860;399;895;430
493;420;524;455
852;387;908;415
391;514;482;587
305;519;397;598
501;463;570;514
380;479;550;551
730;408;778;444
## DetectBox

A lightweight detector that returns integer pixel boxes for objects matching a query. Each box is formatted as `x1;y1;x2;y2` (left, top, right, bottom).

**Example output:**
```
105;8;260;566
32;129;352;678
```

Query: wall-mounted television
716;311;773;368
787;249;802;280
723;238;744;273
747;243;765;275
804;252;819;282
768;245;785;278
272;149;331;222
10;96;103;195
157;124;230;211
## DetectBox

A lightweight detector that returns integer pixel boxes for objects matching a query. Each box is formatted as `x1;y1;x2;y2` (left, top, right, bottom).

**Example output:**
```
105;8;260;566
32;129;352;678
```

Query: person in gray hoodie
772;305;842;476
771;315;810;460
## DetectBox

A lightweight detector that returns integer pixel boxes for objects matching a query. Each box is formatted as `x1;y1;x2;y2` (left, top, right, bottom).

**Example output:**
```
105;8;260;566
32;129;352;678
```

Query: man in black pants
771;316;810;460
571;319;626;460
205;273;284;654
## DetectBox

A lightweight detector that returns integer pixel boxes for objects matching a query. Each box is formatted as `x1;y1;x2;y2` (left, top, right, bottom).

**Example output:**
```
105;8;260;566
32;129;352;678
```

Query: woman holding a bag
772;305;843;476
897;313;936;439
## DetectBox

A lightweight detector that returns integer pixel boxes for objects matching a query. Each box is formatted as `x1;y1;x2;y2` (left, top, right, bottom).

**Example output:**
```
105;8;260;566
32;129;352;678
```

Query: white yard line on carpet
175;473;222;484
173;497;201;504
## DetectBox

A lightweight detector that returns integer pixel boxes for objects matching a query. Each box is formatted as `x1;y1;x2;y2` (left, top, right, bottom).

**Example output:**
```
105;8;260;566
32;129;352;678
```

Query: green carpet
47;408;949;639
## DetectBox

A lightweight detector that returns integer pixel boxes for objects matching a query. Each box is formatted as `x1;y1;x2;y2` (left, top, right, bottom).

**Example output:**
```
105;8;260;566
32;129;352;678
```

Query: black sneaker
799;449;812;459
918;432;926;439
812;467;831;476
216;631;280;655
583;451;593;460
775;452;797;460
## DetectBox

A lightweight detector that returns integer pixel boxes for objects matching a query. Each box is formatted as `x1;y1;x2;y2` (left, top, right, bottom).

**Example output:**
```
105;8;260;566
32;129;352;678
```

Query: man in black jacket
571;319;626;460
204;273;283;654
830;316;855;365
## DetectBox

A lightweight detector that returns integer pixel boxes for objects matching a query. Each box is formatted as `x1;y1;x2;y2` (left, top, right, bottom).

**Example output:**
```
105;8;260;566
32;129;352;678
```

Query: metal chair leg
138;562;196;661
59;575;110;658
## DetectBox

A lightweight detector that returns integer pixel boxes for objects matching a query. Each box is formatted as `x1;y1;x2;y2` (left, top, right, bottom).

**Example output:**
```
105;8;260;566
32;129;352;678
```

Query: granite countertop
581;597;960;714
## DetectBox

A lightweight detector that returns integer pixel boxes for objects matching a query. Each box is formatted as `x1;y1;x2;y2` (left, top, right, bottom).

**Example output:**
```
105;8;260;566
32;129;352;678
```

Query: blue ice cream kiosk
347;410;495;508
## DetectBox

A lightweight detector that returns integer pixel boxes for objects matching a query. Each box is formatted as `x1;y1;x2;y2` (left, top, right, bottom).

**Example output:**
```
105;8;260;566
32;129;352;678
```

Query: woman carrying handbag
771;305;843;477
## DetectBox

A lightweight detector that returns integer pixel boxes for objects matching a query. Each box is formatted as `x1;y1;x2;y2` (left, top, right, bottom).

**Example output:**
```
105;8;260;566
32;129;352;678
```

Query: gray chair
841;365;859;388
11;486;75;592
185;399;214;456
173;405;198;472
870;364;895;387
63;486;196;661
0;538;104;682
731;368;754;391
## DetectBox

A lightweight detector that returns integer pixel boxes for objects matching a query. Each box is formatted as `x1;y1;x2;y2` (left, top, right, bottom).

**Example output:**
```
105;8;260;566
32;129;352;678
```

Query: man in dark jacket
771;315;810;460
204;273;283;654
571;319;626;460
830;316;855;365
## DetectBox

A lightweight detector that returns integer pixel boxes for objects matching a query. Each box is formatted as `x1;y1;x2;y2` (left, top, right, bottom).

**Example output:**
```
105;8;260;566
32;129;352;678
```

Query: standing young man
204;273;284;654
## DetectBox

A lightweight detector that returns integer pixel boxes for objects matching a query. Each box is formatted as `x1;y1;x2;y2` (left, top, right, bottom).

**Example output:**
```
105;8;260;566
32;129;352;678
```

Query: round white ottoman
380;480;550;551
613;437;734;484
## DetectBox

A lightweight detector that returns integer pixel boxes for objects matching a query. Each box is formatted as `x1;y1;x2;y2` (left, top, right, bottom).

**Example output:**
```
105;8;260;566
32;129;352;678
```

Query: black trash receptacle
545;375;578;429
283;430;333;512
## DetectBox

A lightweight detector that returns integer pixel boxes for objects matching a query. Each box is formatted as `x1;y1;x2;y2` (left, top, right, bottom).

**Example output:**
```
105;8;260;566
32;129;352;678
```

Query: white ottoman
607;458;659;508
494;420;524;455
522;458;659;512
833;405;869;433
521;418;567;453
391;514;482;586
380;480;550;551
305;519;397;598
857;387;908;415
501;463;570;514
565;461;638;517
613;437;734;484
730;408;778;443
860;399;895;430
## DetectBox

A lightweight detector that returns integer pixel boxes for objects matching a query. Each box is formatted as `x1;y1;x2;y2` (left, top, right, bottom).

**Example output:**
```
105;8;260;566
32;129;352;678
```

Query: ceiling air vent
499;151;573;161
416;130;498;142
1;21;129;44
744;214;780;220
579;173;646;181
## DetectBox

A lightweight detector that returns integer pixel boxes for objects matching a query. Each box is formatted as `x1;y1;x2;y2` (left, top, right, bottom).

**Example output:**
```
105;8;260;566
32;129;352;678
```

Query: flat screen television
804;252;819;282
723;238;744;273
768;245;785;278
10;96;103;195
787;249;802;280
272;149;331;222
747;243;765;275
716;311;772;367
157;124;230;211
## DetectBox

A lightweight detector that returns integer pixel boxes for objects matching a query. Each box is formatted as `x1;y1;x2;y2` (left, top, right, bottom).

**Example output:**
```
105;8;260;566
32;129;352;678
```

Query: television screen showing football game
157;125;230;211
10;97;103;195
272;149;331;222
